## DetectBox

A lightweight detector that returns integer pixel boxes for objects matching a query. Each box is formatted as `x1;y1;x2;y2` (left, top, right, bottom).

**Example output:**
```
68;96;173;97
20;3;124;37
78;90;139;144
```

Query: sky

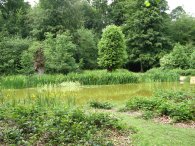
25;0;195;16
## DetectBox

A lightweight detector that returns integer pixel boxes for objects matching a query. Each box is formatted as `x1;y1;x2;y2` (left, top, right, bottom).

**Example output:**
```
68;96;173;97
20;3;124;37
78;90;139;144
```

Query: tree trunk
140;62;144;72
107;66;113;72
34;48;45;75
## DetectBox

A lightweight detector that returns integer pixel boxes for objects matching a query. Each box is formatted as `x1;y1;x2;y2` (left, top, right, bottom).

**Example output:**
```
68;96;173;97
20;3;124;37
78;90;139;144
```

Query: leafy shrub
90;101;113;109
0;103;124;145
160;43;193;70
125;97;162;111
0;37;31;74
44;32;78;74
190;51;195;69
20;41;44;74
142;111;156;120
125;90;195;122
154;90;194;102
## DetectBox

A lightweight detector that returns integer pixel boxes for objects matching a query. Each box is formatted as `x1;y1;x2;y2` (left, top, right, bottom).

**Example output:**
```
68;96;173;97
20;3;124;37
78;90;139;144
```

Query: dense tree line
0;0;195;74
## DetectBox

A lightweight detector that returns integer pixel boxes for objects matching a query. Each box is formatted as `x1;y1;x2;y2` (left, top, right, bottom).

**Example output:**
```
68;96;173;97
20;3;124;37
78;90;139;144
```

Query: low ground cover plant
124;90;195;122
89;100;113;110
0;98;128;145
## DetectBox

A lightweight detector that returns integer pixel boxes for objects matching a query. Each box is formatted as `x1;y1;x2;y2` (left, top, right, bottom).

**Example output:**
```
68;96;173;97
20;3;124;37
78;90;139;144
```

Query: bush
125;90;195;122
190;51;195;69
44;32;78;74
0;101;124;145
20;41;44;74
90;101;113;109
160;43;193;69
125;96;163;111
0;37;31;74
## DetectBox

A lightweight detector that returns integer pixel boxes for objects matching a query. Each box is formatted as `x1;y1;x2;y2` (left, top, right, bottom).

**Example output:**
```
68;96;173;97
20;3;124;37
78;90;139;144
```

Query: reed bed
0;68;190;89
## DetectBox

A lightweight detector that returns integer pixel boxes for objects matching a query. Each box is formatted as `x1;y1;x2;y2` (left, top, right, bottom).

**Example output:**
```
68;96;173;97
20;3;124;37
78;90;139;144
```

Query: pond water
2;82;195;105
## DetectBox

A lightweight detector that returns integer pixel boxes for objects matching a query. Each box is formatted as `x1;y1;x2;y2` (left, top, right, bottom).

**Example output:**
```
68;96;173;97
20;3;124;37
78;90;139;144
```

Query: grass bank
2;68;193;89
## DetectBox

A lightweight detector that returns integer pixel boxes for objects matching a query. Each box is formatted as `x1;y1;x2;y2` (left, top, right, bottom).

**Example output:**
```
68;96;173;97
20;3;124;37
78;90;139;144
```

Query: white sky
25;0;195;16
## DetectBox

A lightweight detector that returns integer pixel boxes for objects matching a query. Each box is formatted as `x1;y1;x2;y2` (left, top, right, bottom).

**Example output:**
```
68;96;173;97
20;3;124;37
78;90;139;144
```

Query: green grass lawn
121;115;195;146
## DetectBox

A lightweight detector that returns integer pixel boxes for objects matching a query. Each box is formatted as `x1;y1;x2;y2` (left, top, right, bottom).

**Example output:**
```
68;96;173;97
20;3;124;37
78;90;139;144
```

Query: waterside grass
0;68;188;89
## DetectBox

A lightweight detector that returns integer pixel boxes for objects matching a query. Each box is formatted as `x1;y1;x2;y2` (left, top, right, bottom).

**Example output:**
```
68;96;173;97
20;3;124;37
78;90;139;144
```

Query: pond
2;82;195;105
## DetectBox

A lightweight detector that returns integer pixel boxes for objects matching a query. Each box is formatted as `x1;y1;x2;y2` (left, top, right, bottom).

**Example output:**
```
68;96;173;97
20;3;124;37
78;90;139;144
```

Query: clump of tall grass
141;68;180;82
2;68;193;89
0;70;139;89
67;70;139;85
0;74;66;89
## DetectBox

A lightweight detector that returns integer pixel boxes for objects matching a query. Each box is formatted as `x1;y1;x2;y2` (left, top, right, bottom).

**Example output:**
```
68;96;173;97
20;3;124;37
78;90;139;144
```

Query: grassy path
93;109;195;146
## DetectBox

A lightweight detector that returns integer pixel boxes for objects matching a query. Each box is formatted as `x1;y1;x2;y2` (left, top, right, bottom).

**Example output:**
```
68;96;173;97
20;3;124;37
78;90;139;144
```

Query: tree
81;0;111;35
190;51;195;69
109;0;133;26
30;0;83;40
44;32;78;74
21;42;44;74
170;6;186;20
167;14;195;45
0;0;30;37
74;28;98;69
124;0;171;72
98;25;127;72
0;36;31;74
160;43;191;69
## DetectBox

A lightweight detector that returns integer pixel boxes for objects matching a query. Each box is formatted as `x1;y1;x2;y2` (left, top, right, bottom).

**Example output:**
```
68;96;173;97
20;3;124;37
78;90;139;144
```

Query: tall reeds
1;68;190;89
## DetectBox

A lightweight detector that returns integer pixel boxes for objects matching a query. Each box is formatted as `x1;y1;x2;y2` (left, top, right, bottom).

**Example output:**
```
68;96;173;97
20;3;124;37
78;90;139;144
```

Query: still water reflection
2;82;195;104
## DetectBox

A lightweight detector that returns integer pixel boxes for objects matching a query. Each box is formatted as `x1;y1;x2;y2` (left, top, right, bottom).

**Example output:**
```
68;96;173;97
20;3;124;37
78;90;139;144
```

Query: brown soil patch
105;129;132;146
154;116;195;128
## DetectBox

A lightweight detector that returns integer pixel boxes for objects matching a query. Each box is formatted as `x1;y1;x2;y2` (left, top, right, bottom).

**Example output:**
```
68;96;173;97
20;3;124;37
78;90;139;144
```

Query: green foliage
124;0;171;71
44;32;78;74
74;28;98;69
2;68;191;89
20;41;43;74
0;70;139;89
190;51;195;69
125;90;195;122
125;96;162;111
0;36;31;74
90;101;113;109
160;43;192;69
0;100;123;145
167;14;195;45
170;6;186;20
0;0;31;37
98;25;127;71
108;0;131;26
142;68;180;82
30;0;83;40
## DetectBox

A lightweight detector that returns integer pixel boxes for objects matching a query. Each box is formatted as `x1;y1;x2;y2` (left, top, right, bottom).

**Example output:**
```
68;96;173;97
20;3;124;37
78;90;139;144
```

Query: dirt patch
92;108;142;117
154;116;195;128
105;129;132;146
